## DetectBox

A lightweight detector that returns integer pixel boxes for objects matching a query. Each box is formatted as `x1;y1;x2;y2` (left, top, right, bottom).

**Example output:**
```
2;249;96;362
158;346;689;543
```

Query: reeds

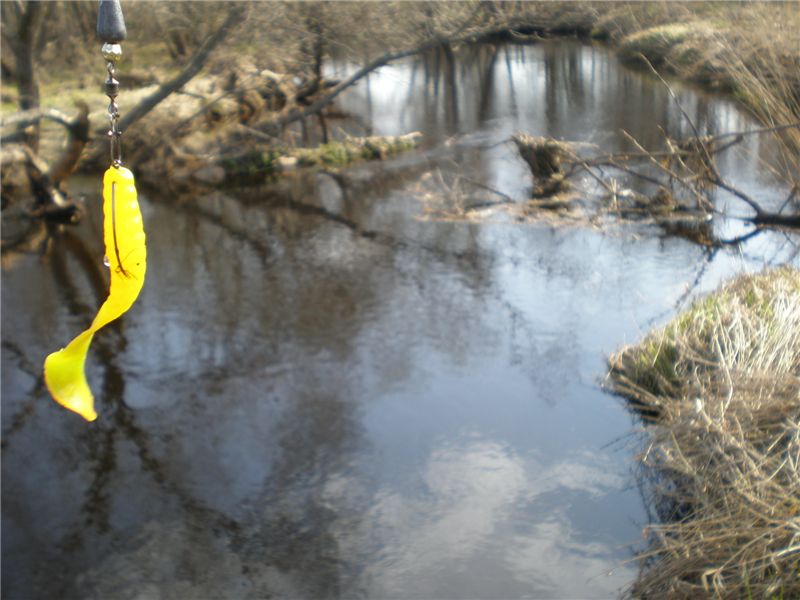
593;3;800;170
607;267;800;599
714;6;800;174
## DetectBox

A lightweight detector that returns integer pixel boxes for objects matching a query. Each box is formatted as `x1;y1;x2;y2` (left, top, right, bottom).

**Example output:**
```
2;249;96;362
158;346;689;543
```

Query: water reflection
332;40;795;215
355;441;631;598
3;40;798;599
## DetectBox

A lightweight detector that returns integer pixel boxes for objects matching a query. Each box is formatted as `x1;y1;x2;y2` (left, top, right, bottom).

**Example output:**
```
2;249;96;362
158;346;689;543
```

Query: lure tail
44;166;146;421
44;331;97;421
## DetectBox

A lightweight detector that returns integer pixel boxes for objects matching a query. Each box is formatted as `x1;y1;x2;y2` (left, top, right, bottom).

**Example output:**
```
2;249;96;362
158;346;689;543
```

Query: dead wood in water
1;101;90;216
153;132;423;187
505;55;800;235
512;134;567;179
1;101;89;255
637;55;800;229
510;122;800;236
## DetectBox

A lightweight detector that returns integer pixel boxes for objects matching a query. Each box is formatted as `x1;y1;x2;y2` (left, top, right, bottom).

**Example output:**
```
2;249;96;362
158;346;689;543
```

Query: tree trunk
118;6;246;134
1;105;91;212
13;1;44;152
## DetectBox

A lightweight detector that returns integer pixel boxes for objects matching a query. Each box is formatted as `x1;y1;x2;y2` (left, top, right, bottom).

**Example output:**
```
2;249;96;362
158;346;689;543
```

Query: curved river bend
2;40;797;599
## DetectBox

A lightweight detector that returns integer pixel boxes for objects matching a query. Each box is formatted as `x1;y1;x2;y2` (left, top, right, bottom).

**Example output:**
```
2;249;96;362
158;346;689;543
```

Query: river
2;40;797;599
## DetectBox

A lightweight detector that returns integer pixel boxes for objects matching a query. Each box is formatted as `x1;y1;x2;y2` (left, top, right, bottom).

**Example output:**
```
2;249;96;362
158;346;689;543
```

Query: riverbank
501;2;800;158
606;267;800;598
4;2;798;189
594;3;799;150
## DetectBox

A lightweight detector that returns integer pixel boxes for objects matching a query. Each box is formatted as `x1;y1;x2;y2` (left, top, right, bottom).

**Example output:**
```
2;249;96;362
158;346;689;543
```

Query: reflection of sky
336;439;635;598
3;41;799;600
73;442;634;598
331;40;796;215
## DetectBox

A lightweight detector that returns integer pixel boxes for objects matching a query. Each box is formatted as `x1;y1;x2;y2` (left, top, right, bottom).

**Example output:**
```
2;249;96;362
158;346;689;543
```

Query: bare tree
3;1;45;151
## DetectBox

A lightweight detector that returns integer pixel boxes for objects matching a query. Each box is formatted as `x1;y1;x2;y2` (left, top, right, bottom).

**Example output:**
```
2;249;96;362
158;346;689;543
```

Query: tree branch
117;6;246;133
1;106;74;130
47;101;90;185
258;21;507;136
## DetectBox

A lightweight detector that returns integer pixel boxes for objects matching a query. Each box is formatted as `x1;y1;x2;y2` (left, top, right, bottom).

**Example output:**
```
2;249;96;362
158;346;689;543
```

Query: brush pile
607;267;800;598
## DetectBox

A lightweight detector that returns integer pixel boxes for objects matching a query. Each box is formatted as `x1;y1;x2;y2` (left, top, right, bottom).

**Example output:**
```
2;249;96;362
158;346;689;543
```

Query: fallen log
1;101;89;213
153;132;423;187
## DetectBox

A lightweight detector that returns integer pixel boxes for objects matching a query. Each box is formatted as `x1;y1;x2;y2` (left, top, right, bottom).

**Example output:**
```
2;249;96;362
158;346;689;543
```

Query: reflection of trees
543;44;561;134
340;43;505;137
477;46;499;122
2;143;508;598
3;227;252;597
5;39;796;600
0;340;44;446
2;227;105;443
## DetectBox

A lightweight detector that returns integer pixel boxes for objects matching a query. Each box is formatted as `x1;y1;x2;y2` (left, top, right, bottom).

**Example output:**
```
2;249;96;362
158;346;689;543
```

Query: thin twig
459;177;516;203
777;184;798;215
639;53;769;218
573;157;616;196
621;130;709;208
638;53;716;169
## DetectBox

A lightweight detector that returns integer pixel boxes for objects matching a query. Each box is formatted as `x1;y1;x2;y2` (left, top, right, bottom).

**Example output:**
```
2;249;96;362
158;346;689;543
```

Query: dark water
2;41;797;599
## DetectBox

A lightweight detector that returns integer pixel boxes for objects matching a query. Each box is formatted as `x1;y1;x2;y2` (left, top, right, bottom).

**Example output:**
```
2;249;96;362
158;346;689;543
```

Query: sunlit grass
607;267;800;599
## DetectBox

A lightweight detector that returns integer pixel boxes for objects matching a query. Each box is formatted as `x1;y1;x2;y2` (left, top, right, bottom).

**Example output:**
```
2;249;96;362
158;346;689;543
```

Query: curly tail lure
44;0;145;421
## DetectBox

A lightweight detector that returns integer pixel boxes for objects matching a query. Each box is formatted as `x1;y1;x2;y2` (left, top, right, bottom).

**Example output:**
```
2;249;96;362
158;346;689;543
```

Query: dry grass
591;3;800;170
607;267;800;599
714;7;800;174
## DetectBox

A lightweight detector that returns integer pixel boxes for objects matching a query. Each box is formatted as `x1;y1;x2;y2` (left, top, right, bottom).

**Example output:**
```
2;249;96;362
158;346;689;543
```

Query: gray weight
97;0;127;43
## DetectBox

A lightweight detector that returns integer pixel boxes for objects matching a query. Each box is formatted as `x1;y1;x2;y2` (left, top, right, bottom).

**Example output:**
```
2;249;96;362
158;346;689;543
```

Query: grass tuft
607;267;800;599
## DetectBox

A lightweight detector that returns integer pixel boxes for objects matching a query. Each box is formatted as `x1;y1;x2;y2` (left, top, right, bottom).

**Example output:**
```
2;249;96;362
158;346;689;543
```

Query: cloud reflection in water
338;439;635;598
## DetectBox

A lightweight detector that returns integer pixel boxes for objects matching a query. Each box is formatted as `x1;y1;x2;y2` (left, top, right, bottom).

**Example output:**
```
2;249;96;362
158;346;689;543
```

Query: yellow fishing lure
44;166;146;421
